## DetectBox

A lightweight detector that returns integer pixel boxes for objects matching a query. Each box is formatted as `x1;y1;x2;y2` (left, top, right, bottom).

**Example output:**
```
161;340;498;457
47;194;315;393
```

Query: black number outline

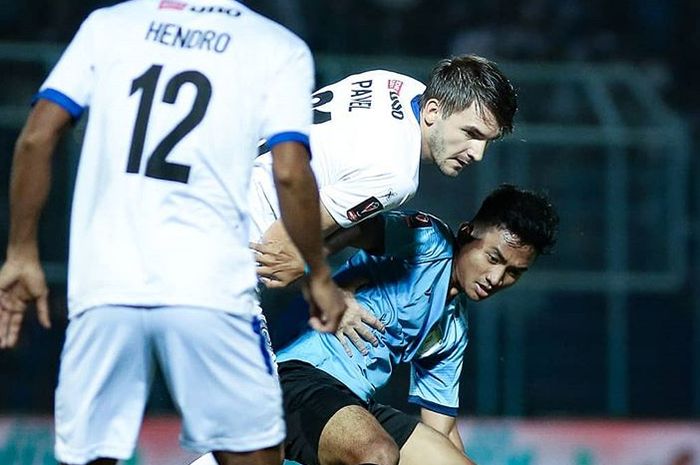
127;65;212;184
312;90;333;124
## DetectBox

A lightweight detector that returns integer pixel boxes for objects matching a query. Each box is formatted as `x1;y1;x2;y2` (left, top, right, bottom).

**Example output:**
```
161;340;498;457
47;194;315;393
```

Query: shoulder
382;211;454;262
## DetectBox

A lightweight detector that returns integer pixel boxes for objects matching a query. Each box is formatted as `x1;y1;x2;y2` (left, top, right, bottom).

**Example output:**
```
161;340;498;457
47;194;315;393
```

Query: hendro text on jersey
145;21;231;53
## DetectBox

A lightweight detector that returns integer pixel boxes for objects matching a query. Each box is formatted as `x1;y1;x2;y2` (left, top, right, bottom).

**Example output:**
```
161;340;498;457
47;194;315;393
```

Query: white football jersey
248;70;425;241
37;0;314;317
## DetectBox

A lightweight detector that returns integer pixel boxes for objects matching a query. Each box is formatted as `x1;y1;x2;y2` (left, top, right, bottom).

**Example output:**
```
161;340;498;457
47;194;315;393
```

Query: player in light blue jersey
278;184;558;465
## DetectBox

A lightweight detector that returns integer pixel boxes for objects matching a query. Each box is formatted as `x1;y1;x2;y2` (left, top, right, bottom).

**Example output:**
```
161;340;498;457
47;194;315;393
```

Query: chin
439;165;460;177
465;290;480;301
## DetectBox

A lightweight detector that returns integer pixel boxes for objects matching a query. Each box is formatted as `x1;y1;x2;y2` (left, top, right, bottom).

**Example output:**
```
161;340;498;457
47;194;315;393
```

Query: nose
485;267;506;288
467;140;488;162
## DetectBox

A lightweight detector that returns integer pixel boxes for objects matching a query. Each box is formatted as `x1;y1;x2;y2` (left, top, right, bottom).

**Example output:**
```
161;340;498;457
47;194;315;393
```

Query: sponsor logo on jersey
158;1;241;17
405;212;432;228
189;5;242;16
388;90;404;120
159;0;187;10
347;197;384;222
387;79;403;95
348;79;373;112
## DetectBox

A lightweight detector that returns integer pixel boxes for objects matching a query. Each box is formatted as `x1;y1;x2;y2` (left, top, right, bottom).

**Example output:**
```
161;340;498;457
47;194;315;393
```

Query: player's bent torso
278;212;469;406
247;70;425;241
41;1;313;316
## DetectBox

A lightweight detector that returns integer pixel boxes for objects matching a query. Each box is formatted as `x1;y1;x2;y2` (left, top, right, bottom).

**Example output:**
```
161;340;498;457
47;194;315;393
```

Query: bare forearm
420;408;464;452
7;130;56;258
272;142;327;274
6;101;69;259
448;423;465;453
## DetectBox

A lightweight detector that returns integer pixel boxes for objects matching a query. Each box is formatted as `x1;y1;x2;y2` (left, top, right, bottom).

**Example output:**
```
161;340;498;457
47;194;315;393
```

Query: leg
318;405;399;465
279;361;399;465
398;423;475;465
212;443;284;465
55;307;153;465
154;309;285;457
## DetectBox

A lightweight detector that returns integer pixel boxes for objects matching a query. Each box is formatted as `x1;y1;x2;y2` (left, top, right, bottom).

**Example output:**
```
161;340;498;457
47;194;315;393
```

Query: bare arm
420;408;465;453
253;209;386;289
270;141;345;331
0;100;71;348
251;203;339;288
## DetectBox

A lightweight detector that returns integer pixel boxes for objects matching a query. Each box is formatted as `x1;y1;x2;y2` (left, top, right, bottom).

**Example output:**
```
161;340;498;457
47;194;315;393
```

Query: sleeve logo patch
347;197;384;222
405;212;432;228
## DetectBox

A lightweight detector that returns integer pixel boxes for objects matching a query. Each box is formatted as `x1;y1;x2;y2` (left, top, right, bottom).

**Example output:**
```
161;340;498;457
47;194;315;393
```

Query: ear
457;222;475;245
423;98;441;126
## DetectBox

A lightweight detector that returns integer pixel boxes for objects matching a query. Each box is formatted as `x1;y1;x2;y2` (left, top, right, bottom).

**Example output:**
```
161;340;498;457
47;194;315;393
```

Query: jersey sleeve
320;167;415;228
259;35;314;150
380;211;454;262
408;313;468;416
34;11;101;119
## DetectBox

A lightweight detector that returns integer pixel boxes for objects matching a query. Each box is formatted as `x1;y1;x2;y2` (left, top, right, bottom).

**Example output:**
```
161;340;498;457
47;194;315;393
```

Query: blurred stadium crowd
1;0;698;111
1;0;699;424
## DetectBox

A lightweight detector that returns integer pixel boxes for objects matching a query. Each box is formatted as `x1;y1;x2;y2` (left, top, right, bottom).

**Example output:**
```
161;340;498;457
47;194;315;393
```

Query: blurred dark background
0;0;698;422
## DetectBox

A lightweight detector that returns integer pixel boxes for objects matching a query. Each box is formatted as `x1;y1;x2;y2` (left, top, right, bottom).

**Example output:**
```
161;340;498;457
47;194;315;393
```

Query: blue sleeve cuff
32;88;84;120
407;395;458;417
266;131;311;156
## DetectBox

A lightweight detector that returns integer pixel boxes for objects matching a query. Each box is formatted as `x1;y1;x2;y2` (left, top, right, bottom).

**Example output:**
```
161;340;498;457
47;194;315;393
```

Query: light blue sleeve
408;309;468;416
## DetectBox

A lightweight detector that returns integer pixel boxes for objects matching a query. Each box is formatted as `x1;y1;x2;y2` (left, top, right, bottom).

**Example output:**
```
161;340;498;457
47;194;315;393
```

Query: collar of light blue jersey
411;94;421;122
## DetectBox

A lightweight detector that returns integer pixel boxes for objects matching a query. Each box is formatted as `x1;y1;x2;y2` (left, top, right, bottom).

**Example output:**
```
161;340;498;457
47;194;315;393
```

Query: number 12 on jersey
126;64;212;184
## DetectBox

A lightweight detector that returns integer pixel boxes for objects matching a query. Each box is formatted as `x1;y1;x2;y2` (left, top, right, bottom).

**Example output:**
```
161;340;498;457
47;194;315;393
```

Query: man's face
451;224;537;301
424;101;501;177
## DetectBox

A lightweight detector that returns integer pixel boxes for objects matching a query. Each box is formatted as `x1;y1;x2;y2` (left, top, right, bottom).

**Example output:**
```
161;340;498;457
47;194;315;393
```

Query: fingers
361;313;386;333
335;330;354;357
354;324;379;347
346;329;369;354
0;311;24;349
36;293;51;329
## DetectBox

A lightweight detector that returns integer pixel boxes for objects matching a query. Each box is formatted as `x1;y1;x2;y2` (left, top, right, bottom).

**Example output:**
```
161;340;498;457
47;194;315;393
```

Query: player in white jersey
250;55;518;291
0;1;346;465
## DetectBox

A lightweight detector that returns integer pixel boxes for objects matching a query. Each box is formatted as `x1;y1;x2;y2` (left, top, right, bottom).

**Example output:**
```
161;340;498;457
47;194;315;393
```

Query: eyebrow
492;246;529;272
465;126;487;139
465;125;498;140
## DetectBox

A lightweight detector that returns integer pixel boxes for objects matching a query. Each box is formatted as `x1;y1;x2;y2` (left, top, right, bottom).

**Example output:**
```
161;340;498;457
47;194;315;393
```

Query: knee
353;434;399;465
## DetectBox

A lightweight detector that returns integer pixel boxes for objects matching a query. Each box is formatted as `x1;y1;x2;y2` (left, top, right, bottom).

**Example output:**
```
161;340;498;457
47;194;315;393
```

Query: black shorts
279;360;420;465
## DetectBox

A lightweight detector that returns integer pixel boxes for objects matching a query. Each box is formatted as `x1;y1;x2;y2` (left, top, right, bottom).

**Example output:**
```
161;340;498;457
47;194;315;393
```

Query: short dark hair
471;184;559;255
420;55;517;136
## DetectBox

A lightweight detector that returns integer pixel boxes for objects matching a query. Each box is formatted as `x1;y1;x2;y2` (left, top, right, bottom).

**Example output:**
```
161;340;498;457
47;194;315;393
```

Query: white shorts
54;305;285;464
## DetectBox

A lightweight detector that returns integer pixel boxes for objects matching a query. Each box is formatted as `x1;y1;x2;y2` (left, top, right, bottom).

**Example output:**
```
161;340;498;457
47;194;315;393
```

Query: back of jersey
37;0;314;317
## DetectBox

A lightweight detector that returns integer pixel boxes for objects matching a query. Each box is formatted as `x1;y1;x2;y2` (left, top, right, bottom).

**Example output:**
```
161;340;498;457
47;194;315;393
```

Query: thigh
367;401;420;449
279;361;365;465
55;306;154;464
152;307;284;454
398;423;474;465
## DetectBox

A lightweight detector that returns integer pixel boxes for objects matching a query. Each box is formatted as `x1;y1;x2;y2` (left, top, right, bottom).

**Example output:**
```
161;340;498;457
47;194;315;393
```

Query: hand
250;239;305;288
335;290;385;357
302;269;347;333
0;257;51;349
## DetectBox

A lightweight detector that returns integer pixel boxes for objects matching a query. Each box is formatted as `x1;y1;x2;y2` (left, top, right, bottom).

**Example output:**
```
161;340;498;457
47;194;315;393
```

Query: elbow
15;126;59;157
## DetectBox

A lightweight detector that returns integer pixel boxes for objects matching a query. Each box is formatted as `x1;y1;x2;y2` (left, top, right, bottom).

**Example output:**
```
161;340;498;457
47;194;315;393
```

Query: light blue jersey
277;211;469;416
